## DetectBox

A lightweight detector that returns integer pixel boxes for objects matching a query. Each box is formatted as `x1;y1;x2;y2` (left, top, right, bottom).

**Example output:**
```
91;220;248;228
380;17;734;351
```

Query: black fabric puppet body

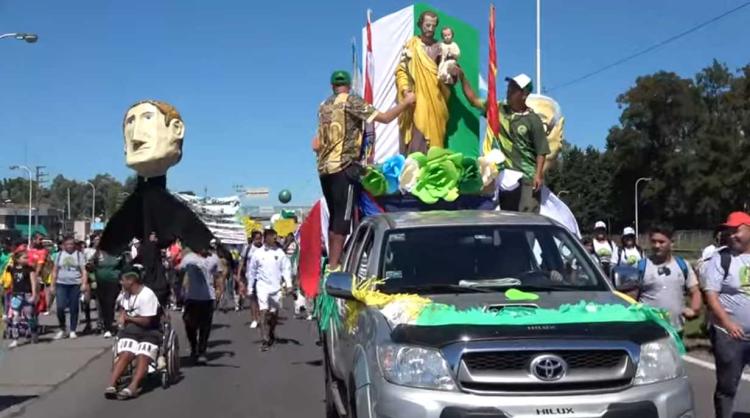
100;175;213;301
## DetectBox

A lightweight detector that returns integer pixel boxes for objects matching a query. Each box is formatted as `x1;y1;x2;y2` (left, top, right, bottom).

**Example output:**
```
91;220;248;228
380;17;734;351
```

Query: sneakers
260;341;270;352
249;320;258;329
103;331;112;339
198;354;208;364
69;332;78;339
53;331;66;340
9;340;18;349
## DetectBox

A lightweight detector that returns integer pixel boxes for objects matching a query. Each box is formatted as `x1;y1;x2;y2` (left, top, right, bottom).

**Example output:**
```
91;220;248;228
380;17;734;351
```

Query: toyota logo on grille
530;354;567;381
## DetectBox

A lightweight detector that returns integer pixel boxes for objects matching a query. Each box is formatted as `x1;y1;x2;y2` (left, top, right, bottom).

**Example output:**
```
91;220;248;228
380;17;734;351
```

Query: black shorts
320;166;361;235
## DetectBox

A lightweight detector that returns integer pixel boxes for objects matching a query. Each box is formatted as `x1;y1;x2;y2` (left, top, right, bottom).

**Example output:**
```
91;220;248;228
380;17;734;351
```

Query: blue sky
1;0;748;207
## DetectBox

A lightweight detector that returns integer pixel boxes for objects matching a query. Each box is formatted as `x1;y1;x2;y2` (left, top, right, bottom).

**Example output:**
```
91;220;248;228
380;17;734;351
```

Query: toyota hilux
321;210;693;418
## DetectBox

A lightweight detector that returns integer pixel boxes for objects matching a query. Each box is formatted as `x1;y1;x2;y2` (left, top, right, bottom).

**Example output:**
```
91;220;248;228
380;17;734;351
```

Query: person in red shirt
27;234;48;274
167;237;183;310
26;233;50;314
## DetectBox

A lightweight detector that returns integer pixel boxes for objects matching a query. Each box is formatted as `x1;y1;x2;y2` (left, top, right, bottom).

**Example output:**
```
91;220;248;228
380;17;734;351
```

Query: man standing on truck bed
313;70;416;270
459;70;550;213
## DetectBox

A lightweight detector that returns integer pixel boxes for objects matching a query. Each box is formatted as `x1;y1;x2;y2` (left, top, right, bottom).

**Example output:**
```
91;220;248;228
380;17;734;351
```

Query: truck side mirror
325;272;356;300
611;265;640;292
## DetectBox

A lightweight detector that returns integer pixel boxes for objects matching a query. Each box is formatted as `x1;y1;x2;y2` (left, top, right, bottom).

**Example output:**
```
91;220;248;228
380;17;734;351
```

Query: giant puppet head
526;94;564;172
123;100;185;178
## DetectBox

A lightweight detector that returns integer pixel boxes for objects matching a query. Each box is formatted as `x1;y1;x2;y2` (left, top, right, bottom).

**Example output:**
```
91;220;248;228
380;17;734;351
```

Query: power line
547;1;750;93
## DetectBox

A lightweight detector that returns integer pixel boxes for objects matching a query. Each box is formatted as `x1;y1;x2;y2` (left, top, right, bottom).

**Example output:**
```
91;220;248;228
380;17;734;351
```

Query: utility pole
67;188;71;220
86;181;96;222
34;166;48;227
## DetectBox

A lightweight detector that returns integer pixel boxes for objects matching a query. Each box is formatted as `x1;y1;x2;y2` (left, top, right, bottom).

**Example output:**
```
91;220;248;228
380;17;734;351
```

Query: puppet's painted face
526;94;564;173
123;102;184;178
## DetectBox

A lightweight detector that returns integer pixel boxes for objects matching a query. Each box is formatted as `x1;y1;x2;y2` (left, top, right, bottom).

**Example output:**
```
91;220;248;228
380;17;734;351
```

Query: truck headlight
634;337;685;385
377;344;457;391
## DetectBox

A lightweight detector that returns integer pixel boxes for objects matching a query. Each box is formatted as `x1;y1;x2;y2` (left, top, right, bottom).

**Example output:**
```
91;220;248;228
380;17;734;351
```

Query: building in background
0;203;64;240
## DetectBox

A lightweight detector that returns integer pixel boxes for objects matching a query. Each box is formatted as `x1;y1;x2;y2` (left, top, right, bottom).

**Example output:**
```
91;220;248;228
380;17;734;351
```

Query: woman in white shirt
616;227;644;267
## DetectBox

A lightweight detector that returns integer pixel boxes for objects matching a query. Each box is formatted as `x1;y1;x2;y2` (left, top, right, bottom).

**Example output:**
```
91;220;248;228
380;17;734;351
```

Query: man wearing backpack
630;225;702;334
700;212;750;418
50;235;90;340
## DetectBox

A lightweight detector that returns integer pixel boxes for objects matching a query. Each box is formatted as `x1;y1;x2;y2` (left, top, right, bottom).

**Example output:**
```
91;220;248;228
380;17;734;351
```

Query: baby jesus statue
438;27;461;85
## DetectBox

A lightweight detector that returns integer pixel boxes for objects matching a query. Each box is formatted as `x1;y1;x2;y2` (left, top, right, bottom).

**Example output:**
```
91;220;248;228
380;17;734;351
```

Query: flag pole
536;0;542;94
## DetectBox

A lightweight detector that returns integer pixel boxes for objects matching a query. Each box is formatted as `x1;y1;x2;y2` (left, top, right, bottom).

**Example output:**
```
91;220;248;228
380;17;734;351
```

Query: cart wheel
161;369;170;389
169;335;180;383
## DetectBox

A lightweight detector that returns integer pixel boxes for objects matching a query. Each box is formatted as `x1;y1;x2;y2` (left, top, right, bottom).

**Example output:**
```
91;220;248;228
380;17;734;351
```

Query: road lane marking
684;355;750;382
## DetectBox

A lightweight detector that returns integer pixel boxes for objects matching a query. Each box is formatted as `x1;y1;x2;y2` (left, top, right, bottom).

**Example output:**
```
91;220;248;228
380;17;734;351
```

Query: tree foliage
0;174;136;221
548;60;750;231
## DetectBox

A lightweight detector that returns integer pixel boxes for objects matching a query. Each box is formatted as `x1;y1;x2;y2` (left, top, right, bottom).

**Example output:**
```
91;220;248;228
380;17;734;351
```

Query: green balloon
278;189;292;204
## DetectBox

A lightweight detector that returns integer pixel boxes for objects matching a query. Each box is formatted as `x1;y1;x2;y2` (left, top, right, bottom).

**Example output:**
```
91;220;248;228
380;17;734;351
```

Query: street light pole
86;181;96;222
0;33;38;43
634;177;653;243
10;165;33;246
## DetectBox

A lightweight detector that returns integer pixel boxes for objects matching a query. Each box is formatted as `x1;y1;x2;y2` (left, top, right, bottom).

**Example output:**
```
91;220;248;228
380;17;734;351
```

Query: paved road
8;300;750;418
14;303;325;418
685;358;750;418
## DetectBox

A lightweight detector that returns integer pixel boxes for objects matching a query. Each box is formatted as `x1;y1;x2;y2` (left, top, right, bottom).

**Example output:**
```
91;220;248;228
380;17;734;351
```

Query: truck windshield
379;225;607;294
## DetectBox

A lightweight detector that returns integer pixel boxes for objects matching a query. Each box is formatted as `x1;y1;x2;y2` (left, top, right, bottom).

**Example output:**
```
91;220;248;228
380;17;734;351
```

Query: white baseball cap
594;221;607;230
622;227;636;236
505;73;533;92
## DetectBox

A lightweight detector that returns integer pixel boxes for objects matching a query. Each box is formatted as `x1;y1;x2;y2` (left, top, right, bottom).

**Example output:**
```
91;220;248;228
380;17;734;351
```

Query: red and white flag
363;9;376;163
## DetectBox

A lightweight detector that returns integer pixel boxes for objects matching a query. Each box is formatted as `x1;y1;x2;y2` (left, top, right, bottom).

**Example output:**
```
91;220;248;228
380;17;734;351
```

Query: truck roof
374;210;558;230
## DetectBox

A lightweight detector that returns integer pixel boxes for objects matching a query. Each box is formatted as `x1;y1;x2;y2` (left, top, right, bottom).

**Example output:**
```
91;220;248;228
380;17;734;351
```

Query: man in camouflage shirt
312;71;415;270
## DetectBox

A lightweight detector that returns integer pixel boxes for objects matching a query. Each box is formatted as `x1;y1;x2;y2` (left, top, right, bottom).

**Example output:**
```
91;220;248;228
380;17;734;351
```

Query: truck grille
458;349;634;394
464;350;625;372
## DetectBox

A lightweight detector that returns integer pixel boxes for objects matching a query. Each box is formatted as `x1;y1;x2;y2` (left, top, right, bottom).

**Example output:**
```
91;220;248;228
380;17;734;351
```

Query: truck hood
426;290;625;310
390;321;667;348
389;291;667;347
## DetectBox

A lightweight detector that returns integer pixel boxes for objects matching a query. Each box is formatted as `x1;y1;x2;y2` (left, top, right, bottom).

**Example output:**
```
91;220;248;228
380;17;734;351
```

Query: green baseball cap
330;70;352;86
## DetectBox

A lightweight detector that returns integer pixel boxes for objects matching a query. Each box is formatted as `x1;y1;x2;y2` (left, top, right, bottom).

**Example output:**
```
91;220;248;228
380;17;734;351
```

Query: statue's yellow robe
395;37;450;149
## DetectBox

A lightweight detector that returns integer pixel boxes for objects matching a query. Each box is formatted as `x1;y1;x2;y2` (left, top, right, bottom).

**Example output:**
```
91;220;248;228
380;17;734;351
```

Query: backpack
716;247;732;281
637;256;690;285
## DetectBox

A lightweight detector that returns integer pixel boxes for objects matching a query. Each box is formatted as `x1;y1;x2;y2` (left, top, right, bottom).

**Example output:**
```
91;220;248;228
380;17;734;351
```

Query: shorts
320;165;361;235
256;289;282;312
117;324;162;360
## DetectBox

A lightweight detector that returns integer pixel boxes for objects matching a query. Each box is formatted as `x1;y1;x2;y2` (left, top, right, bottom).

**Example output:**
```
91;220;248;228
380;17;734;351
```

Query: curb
0;345;111;418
